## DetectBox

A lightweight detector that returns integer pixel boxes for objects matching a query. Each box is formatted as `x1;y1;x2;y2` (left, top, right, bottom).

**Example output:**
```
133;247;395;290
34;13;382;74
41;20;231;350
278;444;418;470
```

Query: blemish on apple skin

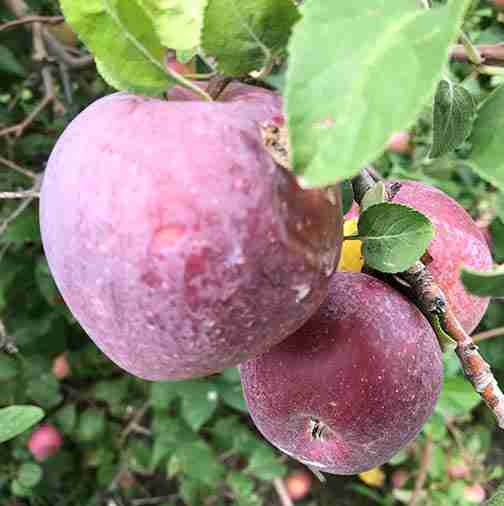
151;225;186;255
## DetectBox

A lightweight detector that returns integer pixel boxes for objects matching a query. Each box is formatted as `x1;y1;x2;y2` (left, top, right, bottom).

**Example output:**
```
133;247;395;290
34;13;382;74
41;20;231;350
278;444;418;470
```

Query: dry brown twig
409;435;433;506
450;43;504;67
273;478;294;506
0;14;63;32
352;168;504;429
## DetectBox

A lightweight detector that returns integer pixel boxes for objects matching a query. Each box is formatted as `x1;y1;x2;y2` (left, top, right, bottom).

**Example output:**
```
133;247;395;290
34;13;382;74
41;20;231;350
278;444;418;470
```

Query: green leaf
428;445;446;480
26;375;62;409
137;0;207;51
341;180;355;216
358;203;435;273
469;84;504;192
461;267;504;298
60;0;171;95
245;445;286;480
202;0;300;76
216;380;248;413
17;463;43;488
435;376;481;418
176;440;225;485
431;314;457;353
430;79;477;158
0;45;25;77
485;483;504;505
150;381;179;409
361;181;387;211
177;381;219;431
55;404;77;435
0;354;20;382
94;378;130;404
227;472;263;506
0;406;44;444
286;0;471;187
77;408;106;442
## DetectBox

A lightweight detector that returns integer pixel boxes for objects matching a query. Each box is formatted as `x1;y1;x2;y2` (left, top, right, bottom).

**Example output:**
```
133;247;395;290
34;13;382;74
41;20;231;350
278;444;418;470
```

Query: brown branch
450;43;504;66
352;168;504;429
0;155;38;179
0;15;63;32
473;327;504;343
409;435;433;506
273;478;294;506
0;189;40;199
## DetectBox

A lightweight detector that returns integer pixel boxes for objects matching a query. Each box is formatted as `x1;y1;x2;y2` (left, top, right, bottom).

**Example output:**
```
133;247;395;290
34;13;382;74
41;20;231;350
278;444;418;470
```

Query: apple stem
353;168;504;430
207;75;233;101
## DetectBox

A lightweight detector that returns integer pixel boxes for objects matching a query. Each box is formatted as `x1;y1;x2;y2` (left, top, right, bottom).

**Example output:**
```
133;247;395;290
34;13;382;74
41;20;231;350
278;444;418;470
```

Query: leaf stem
459;32;483;66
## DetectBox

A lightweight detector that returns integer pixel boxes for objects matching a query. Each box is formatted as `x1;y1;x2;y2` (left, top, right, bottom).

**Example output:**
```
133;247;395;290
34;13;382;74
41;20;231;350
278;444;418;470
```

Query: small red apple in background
492;0;504;10
52;353;71;379
285;470;312;501
464;484;486;503
240;272;443;475
27;425;63;461
448;460;470;480
386;131;413;155
391;469;410;489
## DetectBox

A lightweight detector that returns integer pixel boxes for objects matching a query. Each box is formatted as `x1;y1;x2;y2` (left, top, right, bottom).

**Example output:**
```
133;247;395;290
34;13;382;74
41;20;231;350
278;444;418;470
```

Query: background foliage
1;0;504;505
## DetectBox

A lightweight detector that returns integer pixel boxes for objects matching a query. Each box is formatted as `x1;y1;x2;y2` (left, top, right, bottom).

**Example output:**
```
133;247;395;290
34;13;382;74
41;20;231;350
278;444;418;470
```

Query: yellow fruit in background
359;467;386;488
337;219;364;272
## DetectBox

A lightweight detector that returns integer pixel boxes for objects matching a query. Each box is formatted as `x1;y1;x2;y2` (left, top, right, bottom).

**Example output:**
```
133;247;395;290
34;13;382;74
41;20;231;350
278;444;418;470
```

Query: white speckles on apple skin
40;86;343;381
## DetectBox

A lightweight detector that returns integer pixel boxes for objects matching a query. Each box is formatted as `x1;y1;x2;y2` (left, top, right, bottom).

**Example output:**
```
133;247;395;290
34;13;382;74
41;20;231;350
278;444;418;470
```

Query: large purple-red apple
240;272;443;475
40;84;342;380
346;180;493;333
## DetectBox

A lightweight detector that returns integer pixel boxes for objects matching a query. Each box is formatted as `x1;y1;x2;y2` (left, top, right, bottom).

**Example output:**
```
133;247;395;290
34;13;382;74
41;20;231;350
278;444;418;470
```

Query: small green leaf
177;381;219;431
0;406;44;444
176;440;225;485
430;79;477;158
358;203;435;273
60;0;171;95
55;404;77;435
17;463;43;488
137;0;207;51
286;0;471;186
460;267;504;298
202;0;300;76
77;408;106;442
485;482;504;505
436;376;481;418
361;181;386;211
469;84;504;192
227;472;263;506
217;380;247;413
150;381;179;409
0;354;20;382
0;45;25;77
245;445;286;480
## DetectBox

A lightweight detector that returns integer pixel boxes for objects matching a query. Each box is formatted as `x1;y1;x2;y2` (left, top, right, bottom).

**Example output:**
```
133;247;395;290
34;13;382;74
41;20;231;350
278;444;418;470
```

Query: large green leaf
202;0;300;76
469;84;504;192
430;79;476;159
60;0;171;95
0;406;44;444
286;0;471;187
137;0;207;51
358;203;435;273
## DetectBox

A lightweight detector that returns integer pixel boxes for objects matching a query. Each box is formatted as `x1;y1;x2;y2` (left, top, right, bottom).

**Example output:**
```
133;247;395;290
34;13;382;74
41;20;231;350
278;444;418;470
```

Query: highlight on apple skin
40;85;343;381
240;271;443;475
